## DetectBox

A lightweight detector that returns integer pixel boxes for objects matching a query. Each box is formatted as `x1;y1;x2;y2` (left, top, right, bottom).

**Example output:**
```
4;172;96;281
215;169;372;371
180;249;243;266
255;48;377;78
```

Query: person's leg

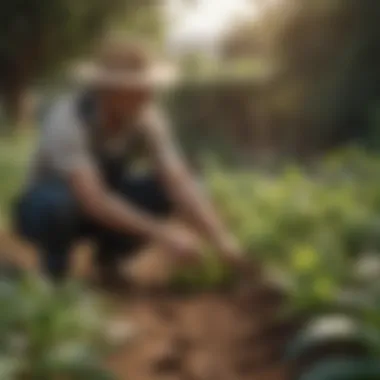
94;173;173;272
14;181;79;281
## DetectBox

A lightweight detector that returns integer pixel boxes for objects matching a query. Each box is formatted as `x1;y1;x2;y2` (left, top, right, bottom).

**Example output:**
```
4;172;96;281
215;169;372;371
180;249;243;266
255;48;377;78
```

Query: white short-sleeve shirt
26;92;154;187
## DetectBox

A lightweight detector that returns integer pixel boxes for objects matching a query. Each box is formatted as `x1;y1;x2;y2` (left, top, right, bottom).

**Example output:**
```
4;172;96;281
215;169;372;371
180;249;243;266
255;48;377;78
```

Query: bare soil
0;231;296;380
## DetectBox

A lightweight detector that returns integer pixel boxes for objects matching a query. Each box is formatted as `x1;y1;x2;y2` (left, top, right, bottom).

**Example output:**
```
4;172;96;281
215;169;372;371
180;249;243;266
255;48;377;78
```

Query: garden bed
0;231;298;380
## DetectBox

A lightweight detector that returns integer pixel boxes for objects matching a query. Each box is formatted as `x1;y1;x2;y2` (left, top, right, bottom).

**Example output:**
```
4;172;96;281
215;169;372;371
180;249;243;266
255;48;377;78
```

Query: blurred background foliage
170;0;380;163
2;0;380;156
0;0;158;126
0;269;115;379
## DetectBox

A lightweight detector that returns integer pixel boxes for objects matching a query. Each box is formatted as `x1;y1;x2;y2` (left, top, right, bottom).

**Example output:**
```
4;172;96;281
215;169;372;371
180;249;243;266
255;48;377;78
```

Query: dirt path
0;231;295;380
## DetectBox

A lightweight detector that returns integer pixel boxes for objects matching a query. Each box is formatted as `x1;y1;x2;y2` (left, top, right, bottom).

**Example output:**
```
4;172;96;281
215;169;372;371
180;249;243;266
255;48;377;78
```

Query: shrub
171;148;380;313
0;270;114;380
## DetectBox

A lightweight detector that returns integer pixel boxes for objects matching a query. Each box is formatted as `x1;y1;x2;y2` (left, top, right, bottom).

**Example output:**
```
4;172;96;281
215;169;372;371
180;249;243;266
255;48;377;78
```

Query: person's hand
217;235;262;281
156;225;202;265
216;234;246;269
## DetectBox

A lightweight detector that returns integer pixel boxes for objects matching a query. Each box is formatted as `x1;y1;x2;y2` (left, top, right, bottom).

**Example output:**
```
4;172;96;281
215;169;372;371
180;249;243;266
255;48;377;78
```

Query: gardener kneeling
14;38;244;285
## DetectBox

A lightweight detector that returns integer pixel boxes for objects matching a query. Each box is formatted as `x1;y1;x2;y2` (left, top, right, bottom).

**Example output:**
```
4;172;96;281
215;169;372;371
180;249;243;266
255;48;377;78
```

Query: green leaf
300;359;380;380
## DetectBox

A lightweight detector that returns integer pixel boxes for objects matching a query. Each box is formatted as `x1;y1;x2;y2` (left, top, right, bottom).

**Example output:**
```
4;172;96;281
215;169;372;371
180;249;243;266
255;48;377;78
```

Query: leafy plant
171;148;380;310
0;271;115;380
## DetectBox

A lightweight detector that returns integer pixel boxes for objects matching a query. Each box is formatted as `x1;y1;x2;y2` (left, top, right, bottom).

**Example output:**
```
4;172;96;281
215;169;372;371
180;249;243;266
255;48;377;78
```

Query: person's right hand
155;225;202;265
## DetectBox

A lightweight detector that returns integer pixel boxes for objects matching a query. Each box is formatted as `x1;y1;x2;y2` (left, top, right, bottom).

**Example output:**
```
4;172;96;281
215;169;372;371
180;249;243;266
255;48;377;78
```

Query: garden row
173;146;380;380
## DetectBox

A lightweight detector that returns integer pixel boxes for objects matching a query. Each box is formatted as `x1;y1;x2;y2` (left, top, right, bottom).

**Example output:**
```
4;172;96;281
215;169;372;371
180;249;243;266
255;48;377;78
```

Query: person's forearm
167;173;229;244
182;186;228;242
82;192;163;239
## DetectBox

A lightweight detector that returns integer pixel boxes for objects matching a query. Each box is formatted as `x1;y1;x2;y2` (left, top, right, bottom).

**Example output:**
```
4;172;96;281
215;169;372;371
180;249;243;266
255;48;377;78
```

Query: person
14;38;245;286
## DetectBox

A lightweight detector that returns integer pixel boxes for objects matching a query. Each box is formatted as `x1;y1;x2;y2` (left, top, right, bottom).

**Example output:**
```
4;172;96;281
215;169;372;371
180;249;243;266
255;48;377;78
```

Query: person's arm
69;164;165;239
143;107;243;263
45;99;198;259
69;165;200;264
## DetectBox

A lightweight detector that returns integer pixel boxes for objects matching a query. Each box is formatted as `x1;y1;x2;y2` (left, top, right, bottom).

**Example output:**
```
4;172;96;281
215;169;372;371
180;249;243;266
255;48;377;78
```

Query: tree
256;0;380;150
221;19;262;60
0;0;157;126
118;2;165;51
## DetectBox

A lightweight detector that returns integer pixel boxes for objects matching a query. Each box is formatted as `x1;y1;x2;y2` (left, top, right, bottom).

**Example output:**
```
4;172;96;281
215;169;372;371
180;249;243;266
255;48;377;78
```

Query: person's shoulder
42;92;80;124
41;92;89;153
41;92;83;135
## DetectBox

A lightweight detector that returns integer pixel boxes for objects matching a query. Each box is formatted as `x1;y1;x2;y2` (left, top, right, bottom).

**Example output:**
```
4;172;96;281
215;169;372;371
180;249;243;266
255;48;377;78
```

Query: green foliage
0;272;114;379
299;359;380;380
0;0;127;75
171;148;380;313
255;0;380;146
220;17;261;60
0;133;34;228
0;0;150;123
170;247;238;292
165;78;263;166
171;0;380;162
116;2;164;50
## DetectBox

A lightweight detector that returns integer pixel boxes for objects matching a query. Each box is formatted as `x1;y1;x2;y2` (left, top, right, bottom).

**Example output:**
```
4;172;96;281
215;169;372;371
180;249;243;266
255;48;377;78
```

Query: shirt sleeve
42;97;95;177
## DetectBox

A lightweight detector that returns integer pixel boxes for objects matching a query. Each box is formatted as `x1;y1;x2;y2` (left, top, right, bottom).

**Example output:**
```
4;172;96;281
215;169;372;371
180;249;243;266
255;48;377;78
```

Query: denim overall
15;93;172;280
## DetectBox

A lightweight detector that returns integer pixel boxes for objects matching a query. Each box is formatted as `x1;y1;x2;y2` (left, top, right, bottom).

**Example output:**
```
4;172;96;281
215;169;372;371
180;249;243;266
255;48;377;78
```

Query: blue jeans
14;175;172;280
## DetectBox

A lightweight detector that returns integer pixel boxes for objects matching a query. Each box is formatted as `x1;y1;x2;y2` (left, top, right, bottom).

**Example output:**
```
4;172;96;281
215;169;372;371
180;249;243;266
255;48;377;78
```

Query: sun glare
167;0;257;47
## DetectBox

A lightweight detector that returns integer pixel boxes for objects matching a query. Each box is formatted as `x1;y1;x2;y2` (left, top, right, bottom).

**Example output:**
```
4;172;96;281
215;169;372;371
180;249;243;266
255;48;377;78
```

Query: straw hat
71;37;179;89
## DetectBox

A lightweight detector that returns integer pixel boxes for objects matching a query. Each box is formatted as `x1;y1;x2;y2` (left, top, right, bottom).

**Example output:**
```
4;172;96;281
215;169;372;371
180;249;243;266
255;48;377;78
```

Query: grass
0;131;35;228
0;271;115;380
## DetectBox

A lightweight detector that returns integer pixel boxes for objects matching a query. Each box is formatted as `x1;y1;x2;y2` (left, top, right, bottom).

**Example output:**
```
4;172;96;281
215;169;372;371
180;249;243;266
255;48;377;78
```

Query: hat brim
70;63;179;89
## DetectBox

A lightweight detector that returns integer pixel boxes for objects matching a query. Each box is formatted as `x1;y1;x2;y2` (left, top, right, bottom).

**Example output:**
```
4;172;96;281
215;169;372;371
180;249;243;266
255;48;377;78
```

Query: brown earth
0;231;298;380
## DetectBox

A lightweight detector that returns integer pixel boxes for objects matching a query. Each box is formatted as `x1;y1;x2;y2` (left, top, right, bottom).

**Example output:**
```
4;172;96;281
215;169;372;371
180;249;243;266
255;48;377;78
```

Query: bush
0;133;34;228
172;148;380;311
0;270;114;380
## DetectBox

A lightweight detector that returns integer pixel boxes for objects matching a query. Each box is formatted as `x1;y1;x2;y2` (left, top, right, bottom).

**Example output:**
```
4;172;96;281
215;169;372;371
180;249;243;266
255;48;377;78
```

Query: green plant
171;148;380;307
0;272;115;379
0;133;34;227
170;247;238;292
298;359;380;380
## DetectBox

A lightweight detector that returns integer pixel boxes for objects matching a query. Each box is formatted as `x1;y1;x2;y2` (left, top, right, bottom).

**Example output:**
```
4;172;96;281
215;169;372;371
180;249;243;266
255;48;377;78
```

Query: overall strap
76;90;99;130
76;91;130;189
